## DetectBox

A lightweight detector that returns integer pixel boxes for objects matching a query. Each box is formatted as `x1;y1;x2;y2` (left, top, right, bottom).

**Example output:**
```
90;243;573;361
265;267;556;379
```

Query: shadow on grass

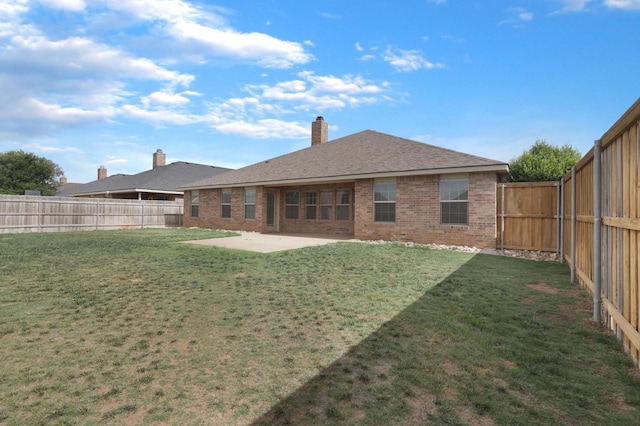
252;253;640;425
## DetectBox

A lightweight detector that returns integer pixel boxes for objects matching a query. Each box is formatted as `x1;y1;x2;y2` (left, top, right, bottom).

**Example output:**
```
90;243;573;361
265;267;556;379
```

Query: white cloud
203;72;390;139
24;143;83;154
168;20;312;68
0;9;200;140
0;0;29;18
120;105;201;126
520;11;534;21
604;0;640;9
6;34;193;85
552;0;595;13
105;157;128;164
35;0;86;12
93;0;313;68
355;42;363;51
383;47;445;72
0;96;114;140
0;0;374;144
215;119;309;139
245;72;386;110
500;8;534;26
99;0;204;23
552;0;640;13
141;90;198;108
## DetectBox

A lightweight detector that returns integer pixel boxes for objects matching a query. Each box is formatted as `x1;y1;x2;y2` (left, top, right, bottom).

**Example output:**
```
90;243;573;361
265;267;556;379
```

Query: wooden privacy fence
563;98;640;368
0;195;183;234
498;98;640;367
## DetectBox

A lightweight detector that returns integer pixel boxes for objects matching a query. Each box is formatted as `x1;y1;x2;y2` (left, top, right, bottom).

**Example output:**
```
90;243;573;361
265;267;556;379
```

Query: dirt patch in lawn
526;281;559;294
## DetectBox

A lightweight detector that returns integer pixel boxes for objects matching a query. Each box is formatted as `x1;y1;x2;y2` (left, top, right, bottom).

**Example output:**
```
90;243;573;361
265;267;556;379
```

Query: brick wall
277;183;355;235
354;172;498;248
184;172;498;248
183;187;263;232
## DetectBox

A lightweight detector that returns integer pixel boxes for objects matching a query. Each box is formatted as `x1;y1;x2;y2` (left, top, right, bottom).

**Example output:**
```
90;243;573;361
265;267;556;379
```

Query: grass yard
0;229;639;425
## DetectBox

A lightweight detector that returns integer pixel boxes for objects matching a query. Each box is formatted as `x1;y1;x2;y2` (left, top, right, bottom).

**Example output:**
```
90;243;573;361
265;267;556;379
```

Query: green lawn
0;229;638;425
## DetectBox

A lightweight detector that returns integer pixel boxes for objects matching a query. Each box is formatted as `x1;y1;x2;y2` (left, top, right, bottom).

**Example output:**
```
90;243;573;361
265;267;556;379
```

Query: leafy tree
0;150;64;195
509;140;582;182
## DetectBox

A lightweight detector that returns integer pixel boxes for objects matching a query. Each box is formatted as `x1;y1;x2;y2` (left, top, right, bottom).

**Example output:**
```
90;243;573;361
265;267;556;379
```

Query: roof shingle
57;161;232;196
183;130;508;189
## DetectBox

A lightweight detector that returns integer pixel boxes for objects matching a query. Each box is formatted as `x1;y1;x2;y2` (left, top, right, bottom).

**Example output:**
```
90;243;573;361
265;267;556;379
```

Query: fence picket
0;195;183;233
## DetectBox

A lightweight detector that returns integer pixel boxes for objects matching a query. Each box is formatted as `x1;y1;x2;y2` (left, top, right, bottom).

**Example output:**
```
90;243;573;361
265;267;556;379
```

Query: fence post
559;179;565;263
555;182;560;260
570;166;577;283
593;139;602;323
37;197;42;233
500;184;505;251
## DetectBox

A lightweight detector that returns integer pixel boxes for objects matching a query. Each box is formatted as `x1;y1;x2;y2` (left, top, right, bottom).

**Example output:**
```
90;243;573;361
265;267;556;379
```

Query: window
221;189;231;218
374;180;396;222
320;191;333;220
305;191;317;220
336;190;350;220
190;190;199;218
285;191;300;219
440;178;468;225
244;188;256;219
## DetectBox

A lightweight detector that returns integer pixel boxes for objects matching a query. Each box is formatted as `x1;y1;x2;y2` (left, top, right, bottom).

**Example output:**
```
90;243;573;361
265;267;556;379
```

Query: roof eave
182;164;509;190
67;189;183;196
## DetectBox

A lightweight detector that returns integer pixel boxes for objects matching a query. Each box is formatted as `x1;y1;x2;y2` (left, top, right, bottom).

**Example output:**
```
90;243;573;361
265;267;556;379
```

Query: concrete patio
183;232;355;253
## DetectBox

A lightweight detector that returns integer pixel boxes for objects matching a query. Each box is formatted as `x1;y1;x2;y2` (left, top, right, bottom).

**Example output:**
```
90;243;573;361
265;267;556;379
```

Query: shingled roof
182;130;508;189
58;161;232;197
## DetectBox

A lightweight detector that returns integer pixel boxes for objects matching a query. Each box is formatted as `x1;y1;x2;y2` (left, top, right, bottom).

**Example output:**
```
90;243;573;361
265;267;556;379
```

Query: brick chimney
97;166;107;180
311;116;328;146
153;149;166;169
60;176;68;185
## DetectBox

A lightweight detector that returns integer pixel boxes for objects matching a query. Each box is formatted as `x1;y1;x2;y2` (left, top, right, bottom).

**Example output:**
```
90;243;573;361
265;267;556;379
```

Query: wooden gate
497;181;560;252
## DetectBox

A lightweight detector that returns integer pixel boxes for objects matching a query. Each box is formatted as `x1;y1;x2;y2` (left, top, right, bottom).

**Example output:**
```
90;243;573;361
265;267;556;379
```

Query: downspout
570;166;577;284
593;139;602;324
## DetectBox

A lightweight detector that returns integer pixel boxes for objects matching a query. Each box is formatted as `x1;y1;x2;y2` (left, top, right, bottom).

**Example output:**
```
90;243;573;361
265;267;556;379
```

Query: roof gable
183;130;508;189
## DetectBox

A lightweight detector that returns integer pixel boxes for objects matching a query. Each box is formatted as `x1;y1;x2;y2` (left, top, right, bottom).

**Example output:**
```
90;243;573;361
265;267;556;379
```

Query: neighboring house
181;118;509;248
56;177;83;193
57;149;232;201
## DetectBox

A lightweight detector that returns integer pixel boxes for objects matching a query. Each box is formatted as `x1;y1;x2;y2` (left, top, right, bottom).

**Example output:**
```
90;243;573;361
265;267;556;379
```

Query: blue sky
1;0;639;183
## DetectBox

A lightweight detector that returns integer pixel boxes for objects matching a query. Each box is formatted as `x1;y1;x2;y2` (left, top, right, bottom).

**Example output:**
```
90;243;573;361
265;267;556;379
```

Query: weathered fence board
0;195;183;234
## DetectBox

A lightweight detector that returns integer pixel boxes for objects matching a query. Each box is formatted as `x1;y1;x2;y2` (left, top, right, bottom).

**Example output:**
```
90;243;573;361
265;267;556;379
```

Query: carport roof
182;130;509;189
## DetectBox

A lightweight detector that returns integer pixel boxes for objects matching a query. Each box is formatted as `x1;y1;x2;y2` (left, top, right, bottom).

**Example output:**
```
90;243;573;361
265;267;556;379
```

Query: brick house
57;149;232;201
181;118;508;248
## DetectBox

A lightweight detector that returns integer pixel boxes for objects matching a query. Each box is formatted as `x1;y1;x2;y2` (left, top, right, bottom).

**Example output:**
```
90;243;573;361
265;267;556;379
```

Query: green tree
509;140;582;182
0;150;64;195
